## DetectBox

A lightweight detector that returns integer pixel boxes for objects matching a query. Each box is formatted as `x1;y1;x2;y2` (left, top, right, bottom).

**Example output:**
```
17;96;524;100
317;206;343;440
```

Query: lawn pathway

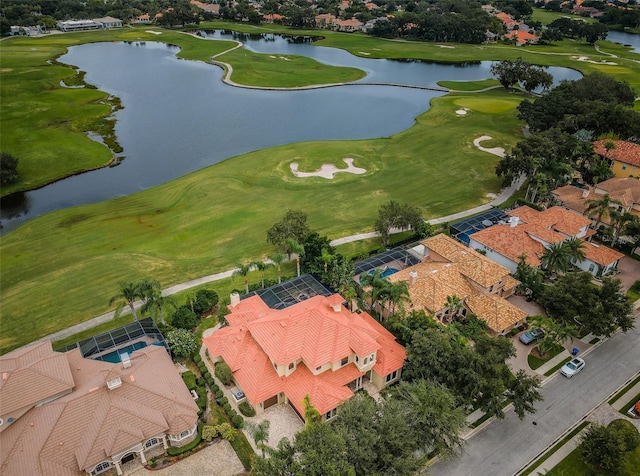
33;138;522;346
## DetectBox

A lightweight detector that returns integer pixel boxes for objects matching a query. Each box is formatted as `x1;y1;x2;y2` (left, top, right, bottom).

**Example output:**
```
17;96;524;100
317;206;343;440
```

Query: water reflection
0;33;583;233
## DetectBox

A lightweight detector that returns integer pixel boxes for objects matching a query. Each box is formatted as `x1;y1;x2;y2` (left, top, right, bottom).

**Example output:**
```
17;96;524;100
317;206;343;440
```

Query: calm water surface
0;35;582;232
606;30;640;54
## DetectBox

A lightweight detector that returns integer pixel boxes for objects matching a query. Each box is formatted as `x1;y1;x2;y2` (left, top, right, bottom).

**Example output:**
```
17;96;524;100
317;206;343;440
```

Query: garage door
263;395;278;409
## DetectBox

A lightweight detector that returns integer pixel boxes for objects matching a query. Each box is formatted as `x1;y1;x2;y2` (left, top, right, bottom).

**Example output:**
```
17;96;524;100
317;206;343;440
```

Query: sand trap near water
290;158;366;179
573;56;617;65
145;30;162;35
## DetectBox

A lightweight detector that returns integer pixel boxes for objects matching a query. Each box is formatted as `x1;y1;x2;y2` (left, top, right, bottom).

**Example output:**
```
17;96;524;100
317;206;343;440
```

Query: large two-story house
0;341;198;476
387;234;527;335
203;292;405;422
469;206;624;277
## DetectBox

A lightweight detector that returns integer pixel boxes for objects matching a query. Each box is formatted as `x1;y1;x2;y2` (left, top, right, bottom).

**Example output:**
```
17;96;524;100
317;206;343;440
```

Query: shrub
211;384;219;393
165;328;199;359
231;415;244;429
166;424;203;456
608;419;640;451
228;409;237;419
181;371;197;391
194;289;219;316
202;424;219;442
171;306;199;330
193;354;202;363
223;403;232;413
219;396;228;406
196;387;207;411
216;390;223;399
207;377;215;387
238;401;256;417
204;371;212;380
215;362;233;386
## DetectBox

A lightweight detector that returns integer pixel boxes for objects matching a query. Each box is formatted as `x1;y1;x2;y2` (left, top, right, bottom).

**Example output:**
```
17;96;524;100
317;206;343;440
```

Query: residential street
429;322;640;476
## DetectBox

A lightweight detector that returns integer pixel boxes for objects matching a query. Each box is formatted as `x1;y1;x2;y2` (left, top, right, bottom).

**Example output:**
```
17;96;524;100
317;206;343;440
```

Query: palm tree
609;210;635;247
360;269;390;319
284;238;304;277
232;262;254;294
185;291;197;313
268;253;285;284
444;294;464;323
562;237;586;266
385;281;410;317
109;279;146;321
320;248;334;273
540;242;572;275
246;420;271;457
585;194;621;231
251;260;273;289
140;280;177;325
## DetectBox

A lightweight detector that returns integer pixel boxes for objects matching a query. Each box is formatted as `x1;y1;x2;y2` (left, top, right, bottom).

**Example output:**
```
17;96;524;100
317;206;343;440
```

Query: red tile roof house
203;293;405;422
469;206;624;278
387;234;526;336
553;177;640;222
0;341;199;476
593;139;640;179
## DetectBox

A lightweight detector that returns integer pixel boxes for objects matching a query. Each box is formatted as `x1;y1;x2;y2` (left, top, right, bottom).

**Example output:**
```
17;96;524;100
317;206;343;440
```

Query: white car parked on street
560;357;585;378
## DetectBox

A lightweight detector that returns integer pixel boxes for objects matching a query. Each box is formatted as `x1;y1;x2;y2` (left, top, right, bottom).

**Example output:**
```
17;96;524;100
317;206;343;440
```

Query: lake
0;34;582;233
606;30;640;54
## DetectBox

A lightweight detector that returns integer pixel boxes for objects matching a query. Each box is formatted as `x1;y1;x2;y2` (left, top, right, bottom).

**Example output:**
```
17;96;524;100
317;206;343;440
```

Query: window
94;461;111;474
145;438;159;448
385;370;398;383
363;356;369;365
341;357;349;367
288;362;295;370
180;429;191;438
315;365;322;371
325;408;337;420
488;285;494;293
355;355;359;364
589;263;595;272
622;164;627;170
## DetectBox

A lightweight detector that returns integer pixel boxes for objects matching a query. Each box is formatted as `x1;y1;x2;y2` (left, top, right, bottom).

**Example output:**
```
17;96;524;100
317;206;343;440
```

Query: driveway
127;440;245;476
617;255;640;292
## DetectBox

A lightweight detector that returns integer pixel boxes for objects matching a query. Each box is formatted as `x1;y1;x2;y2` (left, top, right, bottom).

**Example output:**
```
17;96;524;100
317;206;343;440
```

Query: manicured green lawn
527;344;565;370
0;27;362;196
546;438;640;475
438;79;500;91
3;23;640;353
530;8;596;26
0;87;522;353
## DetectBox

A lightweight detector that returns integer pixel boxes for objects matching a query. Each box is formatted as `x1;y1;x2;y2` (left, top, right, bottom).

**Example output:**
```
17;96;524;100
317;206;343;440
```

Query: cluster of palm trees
109;278;176;324
539;237;586;275
585;193;640;248
233;238;306;294
359;269;411;320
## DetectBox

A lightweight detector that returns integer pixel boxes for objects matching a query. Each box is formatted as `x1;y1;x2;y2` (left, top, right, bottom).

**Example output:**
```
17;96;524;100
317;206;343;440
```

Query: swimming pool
380;267;399;278
96;341;151;363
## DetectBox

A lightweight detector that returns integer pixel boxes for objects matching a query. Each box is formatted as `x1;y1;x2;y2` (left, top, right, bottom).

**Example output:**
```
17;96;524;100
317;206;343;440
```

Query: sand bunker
473;135;505;158
359;51;371;55
146;30;162;35
456;108;469;116
437;45;455;48
290;158;366;179
573;56;617;65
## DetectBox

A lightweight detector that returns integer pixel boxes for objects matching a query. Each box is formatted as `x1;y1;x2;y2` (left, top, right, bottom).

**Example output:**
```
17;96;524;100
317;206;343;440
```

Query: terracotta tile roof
388;263;521;333
389;263;476;313
508;206;591;237
505;30;540;44
204;293;405;416
596;177;640;207
284;364;357;416
0;344;198;476
471;224;550;267
582;241;624;266
0;341;74;416
466;294;527;334
593;140;640;167
552;184;592;215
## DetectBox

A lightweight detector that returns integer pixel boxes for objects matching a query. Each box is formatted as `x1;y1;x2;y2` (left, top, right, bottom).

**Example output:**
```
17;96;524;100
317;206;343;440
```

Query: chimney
582;189;590;198
331;303;342;313
230;292;240;307
509;216;519;228
408;270;418;286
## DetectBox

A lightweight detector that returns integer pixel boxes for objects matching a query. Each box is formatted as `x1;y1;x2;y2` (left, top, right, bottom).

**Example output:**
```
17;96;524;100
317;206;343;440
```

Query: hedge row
166;424;203;456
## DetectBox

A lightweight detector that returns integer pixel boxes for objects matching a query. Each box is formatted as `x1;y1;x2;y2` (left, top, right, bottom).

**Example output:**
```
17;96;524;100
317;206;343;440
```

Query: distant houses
56;17;123;32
